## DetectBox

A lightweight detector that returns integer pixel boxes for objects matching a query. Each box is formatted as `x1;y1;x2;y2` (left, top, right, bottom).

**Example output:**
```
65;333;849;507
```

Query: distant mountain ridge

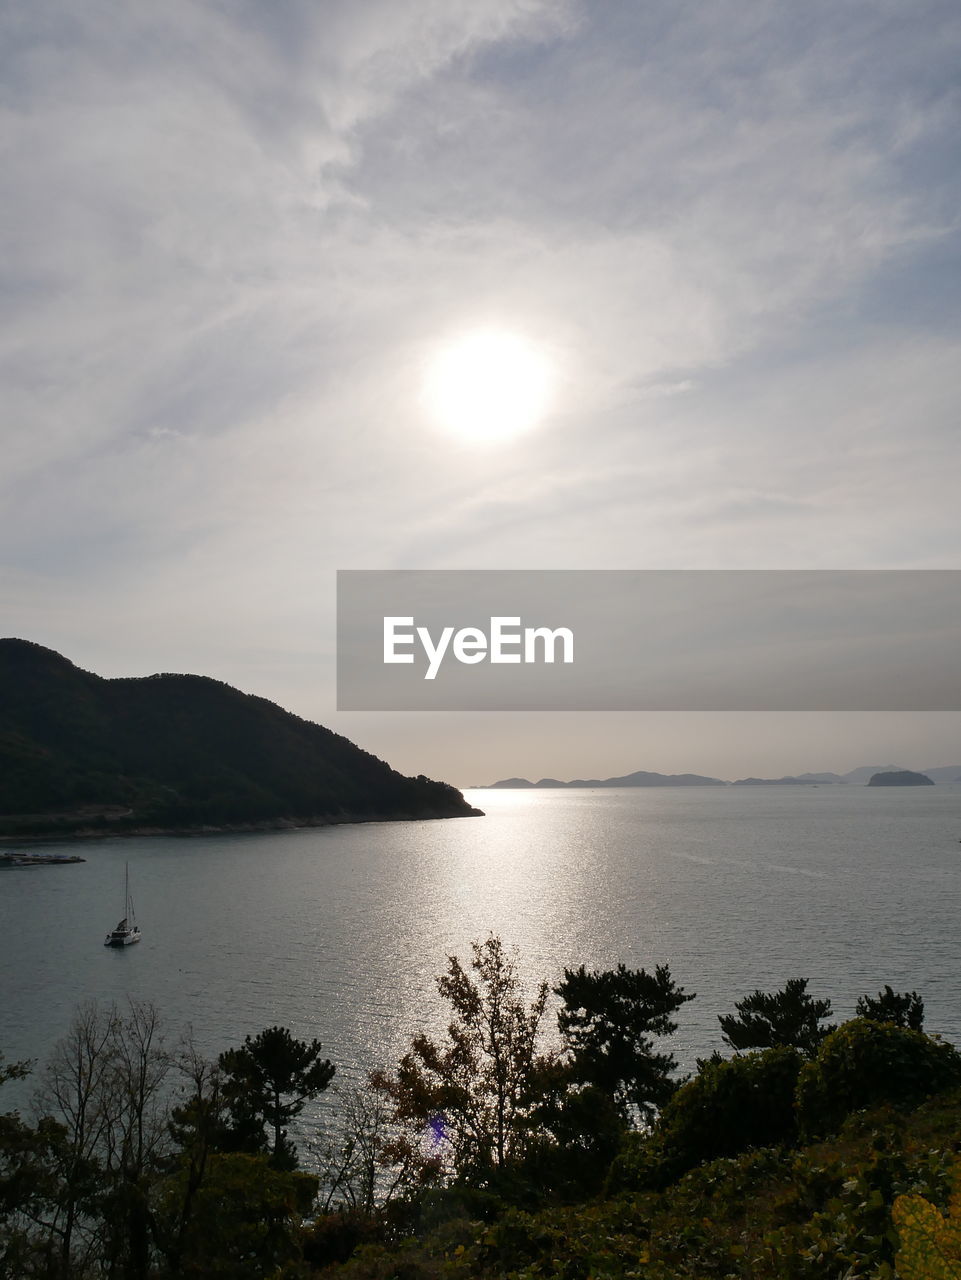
919;765;961;783
0;639;481;837
487;770;726;788
484;763;961;788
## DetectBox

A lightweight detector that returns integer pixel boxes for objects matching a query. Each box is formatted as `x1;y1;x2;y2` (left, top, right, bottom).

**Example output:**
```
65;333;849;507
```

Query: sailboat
104;862;141;947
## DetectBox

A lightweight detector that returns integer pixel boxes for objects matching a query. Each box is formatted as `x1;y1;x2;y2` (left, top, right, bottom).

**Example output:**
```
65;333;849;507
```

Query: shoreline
0;851;87;864
0;805;485;844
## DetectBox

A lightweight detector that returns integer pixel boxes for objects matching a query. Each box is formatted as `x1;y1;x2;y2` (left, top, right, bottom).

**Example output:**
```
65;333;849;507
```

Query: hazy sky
3;1;960;783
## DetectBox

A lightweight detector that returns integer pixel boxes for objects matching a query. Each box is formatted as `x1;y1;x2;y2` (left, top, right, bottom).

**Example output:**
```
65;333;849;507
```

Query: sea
2;784;960;1139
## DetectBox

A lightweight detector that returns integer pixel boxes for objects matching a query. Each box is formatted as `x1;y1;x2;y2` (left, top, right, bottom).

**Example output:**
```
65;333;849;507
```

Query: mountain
486;770;725;788
867;770;935;787
921;765;961;784
734;766;917;786
732;776;825;785
582;770;725;787
484;764;960;790
0;639;481;837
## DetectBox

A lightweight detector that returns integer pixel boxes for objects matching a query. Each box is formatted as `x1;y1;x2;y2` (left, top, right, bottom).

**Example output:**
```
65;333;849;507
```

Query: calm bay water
2;785;960;1117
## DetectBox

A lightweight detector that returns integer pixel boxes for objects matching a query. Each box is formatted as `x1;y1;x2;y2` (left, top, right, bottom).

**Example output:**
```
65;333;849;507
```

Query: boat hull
104;931;141;947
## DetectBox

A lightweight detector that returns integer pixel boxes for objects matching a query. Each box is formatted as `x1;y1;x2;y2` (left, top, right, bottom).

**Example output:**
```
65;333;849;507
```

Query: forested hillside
0;639;480;835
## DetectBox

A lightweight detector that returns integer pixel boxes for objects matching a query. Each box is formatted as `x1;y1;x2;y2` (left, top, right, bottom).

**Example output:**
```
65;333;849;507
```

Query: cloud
2;0;960;773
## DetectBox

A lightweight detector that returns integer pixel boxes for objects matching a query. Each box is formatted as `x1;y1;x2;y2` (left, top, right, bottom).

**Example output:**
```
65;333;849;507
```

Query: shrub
657;1047;801;1174
608;1047;801;1192
893;1157;961;1280
796;1018;961;1138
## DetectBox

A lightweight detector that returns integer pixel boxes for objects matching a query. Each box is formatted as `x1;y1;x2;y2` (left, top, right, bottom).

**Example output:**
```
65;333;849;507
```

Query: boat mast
126;862;137;930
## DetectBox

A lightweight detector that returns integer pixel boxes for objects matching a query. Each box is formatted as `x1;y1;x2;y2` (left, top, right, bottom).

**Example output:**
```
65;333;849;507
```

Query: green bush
660;1047;801;1174
796;1018;961;1138
609;1047;801;1191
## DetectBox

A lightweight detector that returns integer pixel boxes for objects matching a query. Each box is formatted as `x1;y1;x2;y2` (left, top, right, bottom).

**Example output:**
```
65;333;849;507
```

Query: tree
29;1001;172;1280
555;963;694;1123
161;1033;327;1273
4;1013;330;1278
856;985;924;1031
523;1064;625;1200
719;977;833;1057
371;935;551;1184
97;1002;172;1279
34;1002;130;1278
0;1053;31;1090
218;1026;334;1169
0;1052;64;1278
159;1039;229;1275
315;1084;418;1214
153;1152;316;1279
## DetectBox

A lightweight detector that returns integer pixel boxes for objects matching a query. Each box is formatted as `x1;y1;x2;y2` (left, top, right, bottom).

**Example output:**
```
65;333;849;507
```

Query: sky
2;0;960;785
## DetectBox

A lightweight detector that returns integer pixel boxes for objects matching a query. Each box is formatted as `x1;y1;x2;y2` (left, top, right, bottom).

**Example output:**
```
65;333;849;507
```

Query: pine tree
218;1026;334;1169
856;985;924;1031
719;978;833;1056
555;963;694;1122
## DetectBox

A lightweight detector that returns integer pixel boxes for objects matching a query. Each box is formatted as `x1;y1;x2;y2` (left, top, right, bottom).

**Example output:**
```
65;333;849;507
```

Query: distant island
0;639;481;838
867;770;935;787
487;770;726;788
483;763;960;788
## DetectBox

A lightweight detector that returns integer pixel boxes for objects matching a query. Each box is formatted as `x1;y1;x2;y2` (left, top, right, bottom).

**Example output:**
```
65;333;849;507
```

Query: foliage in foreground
894;1160;961;1279
331;963;961;1280
328;1090;961;1280
2;945;959;1279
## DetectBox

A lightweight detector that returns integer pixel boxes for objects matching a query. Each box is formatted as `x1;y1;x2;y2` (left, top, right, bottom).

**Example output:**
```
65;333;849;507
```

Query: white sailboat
104;862;141;947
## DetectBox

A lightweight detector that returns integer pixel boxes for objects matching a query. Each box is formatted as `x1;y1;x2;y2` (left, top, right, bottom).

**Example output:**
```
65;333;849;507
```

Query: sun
423;329;553;443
